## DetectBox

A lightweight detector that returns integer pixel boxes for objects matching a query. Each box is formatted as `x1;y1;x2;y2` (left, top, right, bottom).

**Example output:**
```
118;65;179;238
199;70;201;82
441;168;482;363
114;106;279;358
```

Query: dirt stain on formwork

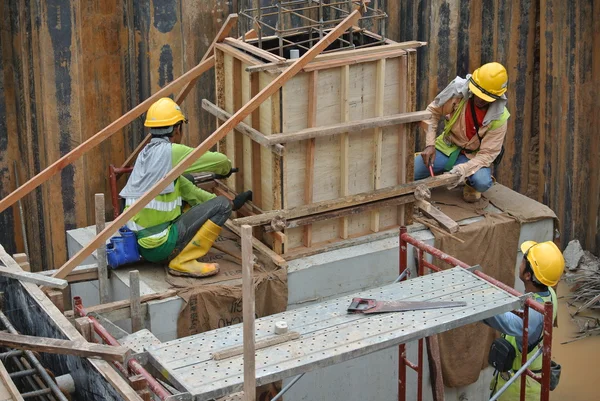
551;281;600;401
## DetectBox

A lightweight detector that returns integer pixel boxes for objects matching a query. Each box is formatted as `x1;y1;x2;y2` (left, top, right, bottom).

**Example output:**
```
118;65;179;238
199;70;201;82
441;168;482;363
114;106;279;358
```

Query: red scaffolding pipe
73;297;172;400
398;229;553;401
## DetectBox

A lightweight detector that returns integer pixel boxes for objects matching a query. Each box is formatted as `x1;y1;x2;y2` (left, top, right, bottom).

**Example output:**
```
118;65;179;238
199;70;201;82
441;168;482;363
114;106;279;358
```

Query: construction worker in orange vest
120;98;252;278
485;240;563;400
415;62;510;202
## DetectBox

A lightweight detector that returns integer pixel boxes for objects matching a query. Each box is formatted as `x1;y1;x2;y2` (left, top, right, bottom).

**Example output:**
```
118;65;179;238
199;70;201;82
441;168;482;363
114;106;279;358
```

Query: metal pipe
21;388;52;399
520;304;529;401
393;268;409;283
422;260;442;273
277;1;284;57
417;339;423;401
271;373;305;401
9;368;37;379
489;348;543;401
0;350;23;359
398;226;407;401
403;357;418;372
73;297;172;400
0;311;67;401
540;301;553;401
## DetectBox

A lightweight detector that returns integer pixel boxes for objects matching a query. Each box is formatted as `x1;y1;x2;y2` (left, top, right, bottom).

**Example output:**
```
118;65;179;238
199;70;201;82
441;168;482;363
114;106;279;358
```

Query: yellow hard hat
468;62;508;102
520;240;565;287
144;97;187;128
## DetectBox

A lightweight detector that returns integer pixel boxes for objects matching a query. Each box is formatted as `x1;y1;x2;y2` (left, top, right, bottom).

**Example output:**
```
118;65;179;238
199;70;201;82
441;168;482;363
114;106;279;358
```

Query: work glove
232;190;253;211
446;164;467;189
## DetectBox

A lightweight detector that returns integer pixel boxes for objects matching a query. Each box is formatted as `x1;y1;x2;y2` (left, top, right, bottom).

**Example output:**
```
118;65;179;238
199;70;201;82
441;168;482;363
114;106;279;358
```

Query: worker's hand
446;165;467;189
420;146;436;168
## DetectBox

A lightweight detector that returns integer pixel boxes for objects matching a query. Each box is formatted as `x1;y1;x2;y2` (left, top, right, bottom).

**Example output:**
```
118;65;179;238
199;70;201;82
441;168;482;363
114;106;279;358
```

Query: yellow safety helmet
520;241;565;287
468;62;508;102
144;97;187;128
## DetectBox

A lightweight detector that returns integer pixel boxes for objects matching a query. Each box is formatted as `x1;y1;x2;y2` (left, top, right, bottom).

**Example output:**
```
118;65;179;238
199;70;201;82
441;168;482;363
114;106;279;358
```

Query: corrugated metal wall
0;0;598;270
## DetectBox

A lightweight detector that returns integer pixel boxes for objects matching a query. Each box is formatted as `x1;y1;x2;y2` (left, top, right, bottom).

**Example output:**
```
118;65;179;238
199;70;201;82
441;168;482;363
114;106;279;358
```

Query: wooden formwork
212;33;425;258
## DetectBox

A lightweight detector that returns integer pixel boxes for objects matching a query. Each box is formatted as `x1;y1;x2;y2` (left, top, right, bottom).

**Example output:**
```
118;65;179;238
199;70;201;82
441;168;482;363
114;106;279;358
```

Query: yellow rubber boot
463;184;481;203
168;220;222;278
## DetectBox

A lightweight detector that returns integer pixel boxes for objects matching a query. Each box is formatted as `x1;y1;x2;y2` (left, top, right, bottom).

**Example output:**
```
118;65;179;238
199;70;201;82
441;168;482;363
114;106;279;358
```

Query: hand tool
189;167;239;185
428;163;435;177
347;298;467;314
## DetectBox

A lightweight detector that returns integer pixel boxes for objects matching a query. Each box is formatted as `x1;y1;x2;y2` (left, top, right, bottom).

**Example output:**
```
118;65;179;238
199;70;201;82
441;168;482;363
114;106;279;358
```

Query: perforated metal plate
148;267;521;401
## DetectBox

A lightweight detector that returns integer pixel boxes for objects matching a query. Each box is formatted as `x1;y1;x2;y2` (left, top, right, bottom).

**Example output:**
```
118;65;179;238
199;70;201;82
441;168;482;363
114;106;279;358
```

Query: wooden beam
416;200;460;234
65;290;178;319
223;37;285;63
339;65;350;239
413;217;465;244
95;194;110;304
47;290;65;313
265;111;431;144
233;58;245;194
245;41;428;73
303;71;318;247
202;100;284;156
39;264;99;283
120;14;240;170
266;194;415;232
51;11;362;280
0;332;131;363
12;253;29;272
241;225;256;401
370;58;386;233
0;57;216;214
0;260;67;290
225;221;287;268
129;270;142;333
250;73;263;208
212;331;300;361
233;174;460;227
302;48;406;72
75;317;94;342
0;360;24;401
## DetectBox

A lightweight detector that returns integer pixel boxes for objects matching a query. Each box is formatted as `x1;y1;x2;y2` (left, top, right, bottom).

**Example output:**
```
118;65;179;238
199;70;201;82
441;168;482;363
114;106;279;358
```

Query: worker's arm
178;175;216;206
171;144;232;175
452;122;506;177
483;308;544;351
423;97;463;147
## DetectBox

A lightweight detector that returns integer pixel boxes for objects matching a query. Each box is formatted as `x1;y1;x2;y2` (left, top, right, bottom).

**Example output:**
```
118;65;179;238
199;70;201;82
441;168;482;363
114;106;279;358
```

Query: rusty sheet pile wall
0;0;599;270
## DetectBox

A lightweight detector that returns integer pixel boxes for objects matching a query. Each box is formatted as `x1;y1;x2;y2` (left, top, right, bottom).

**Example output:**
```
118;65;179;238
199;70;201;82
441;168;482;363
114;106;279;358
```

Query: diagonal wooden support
416;199;459;234
0;245;67;289
51;9;365;280
0;332;131;363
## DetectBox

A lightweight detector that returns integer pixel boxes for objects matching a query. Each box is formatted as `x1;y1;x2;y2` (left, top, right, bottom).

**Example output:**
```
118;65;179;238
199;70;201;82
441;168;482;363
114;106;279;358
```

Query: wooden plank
47;290;65;313
266;194;415;232
303;48;406;72
303;71;319;247
65;290;178;319
245;41;428;73
413;217;465;244
404;49;417;226
12;253;30;272
202;100;284;156
39;264;99;283
0;253;67;289
75;317;94;342
0;55;217;214
223;37;285;63
225;221;287;268
397;54;409;226
250;74;263;208
215;43;264;67
52;11;362;280
129;270;142;333
339;65;350;239
233;58;245;194
416;200;459;234
266;111;431;144
212;331;300;361
371;59;386;233
233;175;460;227
0;360;25;401
95;194;109;304
0;332;131;363
241;225;256;401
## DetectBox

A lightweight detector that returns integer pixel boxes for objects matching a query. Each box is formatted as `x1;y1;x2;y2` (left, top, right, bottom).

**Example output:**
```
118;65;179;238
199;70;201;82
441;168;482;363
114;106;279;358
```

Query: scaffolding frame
399;227;554;401
240;0;388;56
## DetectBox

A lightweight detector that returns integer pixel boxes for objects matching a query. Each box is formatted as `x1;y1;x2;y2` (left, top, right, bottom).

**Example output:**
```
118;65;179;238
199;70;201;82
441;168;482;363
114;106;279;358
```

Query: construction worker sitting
415;62;510;202
120;97;252;278
484;240;563;400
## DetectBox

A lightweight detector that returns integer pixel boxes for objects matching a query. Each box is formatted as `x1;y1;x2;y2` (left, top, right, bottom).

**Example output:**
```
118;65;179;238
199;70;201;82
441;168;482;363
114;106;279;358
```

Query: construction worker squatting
120;98;252;278
415;62;510;202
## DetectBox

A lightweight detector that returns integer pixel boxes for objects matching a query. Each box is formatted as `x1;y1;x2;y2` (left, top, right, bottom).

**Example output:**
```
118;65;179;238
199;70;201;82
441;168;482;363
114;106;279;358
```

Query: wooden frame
216;30;425;258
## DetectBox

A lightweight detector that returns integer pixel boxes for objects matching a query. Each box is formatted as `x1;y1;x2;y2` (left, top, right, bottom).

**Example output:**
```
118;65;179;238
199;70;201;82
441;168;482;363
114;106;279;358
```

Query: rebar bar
0;311;68;401
21;388;52;399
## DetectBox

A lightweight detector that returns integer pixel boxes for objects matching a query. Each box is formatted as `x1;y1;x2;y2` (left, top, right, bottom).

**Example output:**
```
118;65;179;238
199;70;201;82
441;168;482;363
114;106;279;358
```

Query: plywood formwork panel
216;39;417;257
